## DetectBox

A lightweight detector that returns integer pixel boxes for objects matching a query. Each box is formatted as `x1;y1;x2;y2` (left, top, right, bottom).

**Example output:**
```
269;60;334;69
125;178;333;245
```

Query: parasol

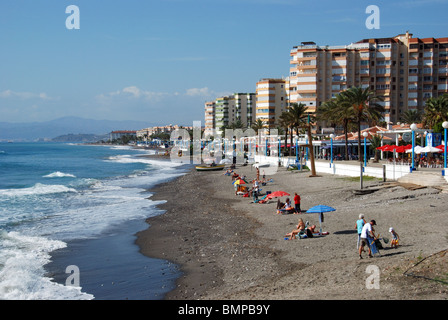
306;205;336;235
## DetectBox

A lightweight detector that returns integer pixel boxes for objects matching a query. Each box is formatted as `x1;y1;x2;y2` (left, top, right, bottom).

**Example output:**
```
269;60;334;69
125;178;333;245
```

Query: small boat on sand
195;164;225;171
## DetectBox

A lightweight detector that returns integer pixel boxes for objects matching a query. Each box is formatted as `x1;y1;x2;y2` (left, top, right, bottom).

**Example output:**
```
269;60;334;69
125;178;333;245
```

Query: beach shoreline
136;157;448;300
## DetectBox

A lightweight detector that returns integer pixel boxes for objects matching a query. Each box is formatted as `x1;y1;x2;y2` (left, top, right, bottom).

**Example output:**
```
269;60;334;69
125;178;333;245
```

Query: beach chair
368;238;381;256
254;194;268;203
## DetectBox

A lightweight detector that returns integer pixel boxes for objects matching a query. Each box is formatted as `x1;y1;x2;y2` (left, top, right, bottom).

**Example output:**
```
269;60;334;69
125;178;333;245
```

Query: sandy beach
136;155;448;300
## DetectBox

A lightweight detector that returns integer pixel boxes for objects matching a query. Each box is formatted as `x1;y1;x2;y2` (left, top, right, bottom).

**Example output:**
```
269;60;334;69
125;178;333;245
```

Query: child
389;227;400;248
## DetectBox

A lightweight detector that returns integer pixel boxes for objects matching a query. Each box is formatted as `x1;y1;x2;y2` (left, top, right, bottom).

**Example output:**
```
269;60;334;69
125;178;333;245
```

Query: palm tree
368;134;383;163
422;94;448;129
250;119;265;135
318;94;354;160
250;119;265;153
287;103;310;156
401;110;422;125
340;87;384;162
229;119;245;129
278;111;293;156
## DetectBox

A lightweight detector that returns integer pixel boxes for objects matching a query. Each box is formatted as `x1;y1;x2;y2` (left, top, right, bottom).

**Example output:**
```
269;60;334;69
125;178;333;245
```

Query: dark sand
136;157;448;300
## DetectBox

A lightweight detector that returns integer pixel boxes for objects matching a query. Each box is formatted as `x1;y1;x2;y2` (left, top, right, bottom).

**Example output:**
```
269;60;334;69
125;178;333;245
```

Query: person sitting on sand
278;198;295;214
276;199;284;210
285;218;306;240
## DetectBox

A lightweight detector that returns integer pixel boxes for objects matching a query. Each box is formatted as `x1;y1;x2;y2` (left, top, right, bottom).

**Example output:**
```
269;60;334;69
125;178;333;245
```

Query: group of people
276;192;301;214
285;218;317;240
355;214;400;259
226;168;263;200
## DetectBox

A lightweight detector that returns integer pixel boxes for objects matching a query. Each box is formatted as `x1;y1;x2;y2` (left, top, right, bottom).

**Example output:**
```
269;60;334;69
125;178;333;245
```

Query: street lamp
363;131;369;167
443;121;448;174
410;123;417;172
330;134;335;168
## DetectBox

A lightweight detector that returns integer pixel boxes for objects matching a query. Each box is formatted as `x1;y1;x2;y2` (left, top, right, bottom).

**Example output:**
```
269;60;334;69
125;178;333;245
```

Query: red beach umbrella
394;145;409;153
436;145;446;152
267;191;290;199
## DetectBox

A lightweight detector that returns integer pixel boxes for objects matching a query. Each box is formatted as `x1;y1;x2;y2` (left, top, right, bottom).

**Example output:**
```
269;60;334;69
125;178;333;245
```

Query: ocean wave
0;231;93;300
106;154;185;168
0;183;77;197
43;171;76;178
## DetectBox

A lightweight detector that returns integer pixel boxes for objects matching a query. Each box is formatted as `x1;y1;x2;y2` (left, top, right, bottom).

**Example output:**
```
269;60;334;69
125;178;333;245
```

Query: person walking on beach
359;220;377;259
355;214;366;249
293;192;301;213
389;227;400;248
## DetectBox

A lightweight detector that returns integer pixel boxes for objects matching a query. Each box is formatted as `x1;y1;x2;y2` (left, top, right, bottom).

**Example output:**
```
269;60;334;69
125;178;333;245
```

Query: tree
287;103;311;157
318;94;354;160
278;111;293;156
229;119;245;129
401;109;422;125
368;134;382;163
422;94;448;129
250;119;265;134
340;87;384;162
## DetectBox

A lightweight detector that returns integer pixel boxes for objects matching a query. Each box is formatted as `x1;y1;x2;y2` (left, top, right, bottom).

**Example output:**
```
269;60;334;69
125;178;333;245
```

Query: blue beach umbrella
306;205;336;214
306;205;336;235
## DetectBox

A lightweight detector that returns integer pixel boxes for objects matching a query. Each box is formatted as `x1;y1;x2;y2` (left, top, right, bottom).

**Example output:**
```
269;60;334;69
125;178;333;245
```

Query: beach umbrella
267;190;290;198
436;145;446;152
406;145;423;154
232;178;246;185
306;205;336;235
394;145;410;153
419;146;443;153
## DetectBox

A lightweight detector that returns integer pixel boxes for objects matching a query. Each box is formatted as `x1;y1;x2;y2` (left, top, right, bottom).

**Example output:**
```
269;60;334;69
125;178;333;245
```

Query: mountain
51;133;109;143
0;117;156;141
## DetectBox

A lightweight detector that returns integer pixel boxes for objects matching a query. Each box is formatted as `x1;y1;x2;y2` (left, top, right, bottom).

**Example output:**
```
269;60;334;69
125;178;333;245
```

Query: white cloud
96;86;170;103
185;87;232;99
185;87;212;97
0;89;55;100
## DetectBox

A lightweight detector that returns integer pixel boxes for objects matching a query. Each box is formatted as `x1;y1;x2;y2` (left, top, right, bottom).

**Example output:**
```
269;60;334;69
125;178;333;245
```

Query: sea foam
0;183;77;197
0;231;93;300
43;171;76;178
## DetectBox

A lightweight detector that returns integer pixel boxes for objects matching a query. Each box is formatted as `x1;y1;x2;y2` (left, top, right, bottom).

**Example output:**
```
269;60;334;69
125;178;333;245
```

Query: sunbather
278;198;295;214
285;218;306;240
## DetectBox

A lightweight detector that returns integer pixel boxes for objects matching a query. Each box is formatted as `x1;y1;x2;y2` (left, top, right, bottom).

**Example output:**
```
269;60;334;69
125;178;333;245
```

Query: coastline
137;159;448;300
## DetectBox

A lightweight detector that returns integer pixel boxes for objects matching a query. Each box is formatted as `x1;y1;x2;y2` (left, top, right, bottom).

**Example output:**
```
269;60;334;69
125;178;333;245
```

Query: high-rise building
204;101;215;134
255;78;289;128
206;93;255;135
234;92;256;128
289;32;448;124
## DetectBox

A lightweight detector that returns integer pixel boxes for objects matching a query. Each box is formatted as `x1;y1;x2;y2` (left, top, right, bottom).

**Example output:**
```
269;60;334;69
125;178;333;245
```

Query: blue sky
0;0;447;126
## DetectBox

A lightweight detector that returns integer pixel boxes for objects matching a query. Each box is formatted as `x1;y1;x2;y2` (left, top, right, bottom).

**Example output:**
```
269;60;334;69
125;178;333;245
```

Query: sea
0;142;189;300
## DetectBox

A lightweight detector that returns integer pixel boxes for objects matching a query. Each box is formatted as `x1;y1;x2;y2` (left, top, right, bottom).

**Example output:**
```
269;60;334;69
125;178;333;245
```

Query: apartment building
204;101;215;134
289;32;448;124
255;78;289;128
234;92;256;128
207;93;255;134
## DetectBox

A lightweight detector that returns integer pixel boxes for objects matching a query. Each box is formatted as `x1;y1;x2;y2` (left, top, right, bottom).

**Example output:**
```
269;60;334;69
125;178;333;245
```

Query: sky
0;0;447;126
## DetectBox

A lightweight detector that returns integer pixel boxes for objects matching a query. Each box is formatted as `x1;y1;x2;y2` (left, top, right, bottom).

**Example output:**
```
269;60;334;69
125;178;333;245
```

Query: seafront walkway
254;155;448;190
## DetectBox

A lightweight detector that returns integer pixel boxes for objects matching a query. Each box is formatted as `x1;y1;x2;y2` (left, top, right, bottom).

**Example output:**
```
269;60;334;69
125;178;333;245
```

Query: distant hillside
51;133;109;143
0;117;156;141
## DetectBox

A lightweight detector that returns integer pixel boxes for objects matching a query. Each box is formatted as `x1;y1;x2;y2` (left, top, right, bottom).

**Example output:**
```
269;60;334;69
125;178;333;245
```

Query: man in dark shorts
359;220;376;259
